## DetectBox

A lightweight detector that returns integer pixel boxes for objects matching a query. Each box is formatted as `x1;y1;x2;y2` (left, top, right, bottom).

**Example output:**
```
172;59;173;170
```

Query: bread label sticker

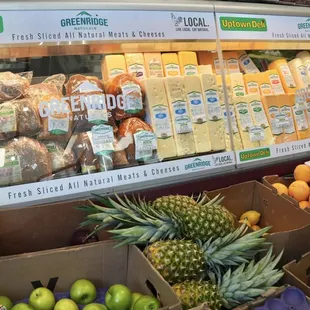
148;59;164;77
128;63;146;80
134;130;157;160
0;103;17;134
187;91;207;123
250;100;269;128
153;104;173;139
88;124;114;155
205;89;222;121
184;64;198;76
165;63;181;76
121;83;143;114
48;112;70;135
236;102;254;131
0;149;22;186
221;104;238;134
172;100;192;134
249;126;265;141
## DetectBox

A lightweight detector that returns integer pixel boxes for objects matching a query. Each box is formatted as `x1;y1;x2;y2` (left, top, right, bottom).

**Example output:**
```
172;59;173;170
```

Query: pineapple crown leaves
200;224;272;277
218;246;284;309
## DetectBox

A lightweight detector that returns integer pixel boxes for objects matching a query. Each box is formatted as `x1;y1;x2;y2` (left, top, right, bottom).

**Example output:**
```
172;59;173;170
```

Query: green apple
105;284;132;310
130;293;143;310
11;304;34;310
83;303;108;310
70;279;97;305
133;296;160;310
0;296;13;310
29;287;55;310
54;299;78;310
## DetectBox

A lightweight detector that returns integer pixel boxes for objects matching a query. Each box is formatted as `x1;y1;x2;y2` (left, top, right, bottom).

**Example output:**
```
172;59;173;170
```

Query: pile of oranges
272;164;310;210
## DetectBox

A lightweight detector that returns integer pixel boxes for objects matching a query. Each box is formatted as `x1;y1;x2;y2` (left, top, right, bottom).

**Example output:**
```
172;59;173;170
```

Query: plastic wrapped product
105;73;145;121
0;71;33;103
0;101;18;141
118;117;157;163
65;74;116;132
42;140;77;178
0;137;52;186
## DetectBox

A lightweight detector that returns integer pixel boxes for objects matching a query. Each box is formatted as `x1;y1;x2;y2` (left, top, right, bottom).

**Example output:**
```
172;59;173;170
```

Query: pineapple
143;225;270;283
79;193;235;243
172;247;284;310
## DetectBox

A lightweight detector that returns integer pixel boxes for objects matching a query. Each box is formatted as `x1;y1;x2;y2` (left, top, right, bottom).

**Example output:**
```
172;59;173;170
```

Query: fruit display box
205;181;310;265
0;199;110;257
0;241;181;310
284;251;310;298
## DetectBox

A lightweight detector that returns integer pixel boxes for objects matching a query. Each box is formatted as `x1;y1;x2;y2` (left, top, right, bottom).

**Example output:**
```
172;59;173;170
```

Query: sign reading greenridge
220;17;267;32
239;148;271;162
0;16;3;33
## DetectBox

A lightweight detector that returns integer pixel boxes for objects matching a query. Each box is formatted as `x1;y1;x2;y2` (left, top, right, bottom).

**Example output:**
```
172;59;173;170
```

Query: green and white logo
185;158;211;171
298;18;310;30
60;11;108;28
220;16;267;32
0;16;3;33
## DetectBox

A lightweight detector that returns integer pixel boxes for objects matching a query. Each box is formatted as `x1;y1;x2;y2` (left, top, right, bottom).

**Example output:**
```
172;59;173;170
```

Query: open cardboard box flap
206;181;310;265
284;251;310;297
0;241;181;310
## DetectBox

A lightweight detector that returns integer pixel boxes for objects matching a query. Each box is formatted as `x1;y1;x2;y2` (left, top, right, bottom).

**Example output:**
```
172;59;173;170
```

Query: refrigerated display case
2;0;310;208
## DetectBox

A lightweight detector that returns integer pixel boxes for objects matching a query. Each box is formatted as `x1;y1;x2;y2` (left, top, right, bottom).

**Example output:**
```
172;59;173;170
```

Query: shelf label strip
216;13;310;41
236;138;310;165
0;10;216;44
0;152;234;207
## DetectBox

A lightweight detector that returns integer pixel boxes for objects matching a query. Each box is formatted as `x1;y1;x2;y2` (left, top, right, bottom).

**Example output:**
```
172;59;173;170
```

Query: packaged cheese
233;96;260;149
216;75;231;87
144;53;164;78
162;53;181;77
178;51;198;76
184;75;212;153
247;94;274;146
244;74;260;95
297;51;310;81
269;58;296;93
277;94;297;142
223;52;240;74
200;73;226;151
101;55;127;80
262;95;283;144
238;51;260;74
198;65;213;74
230;73;246;97
142;78;177;159
265;70;285;95
212;53;227;75
258;72;273;96
125;53;147;80
289;93;310;140
164;76;196;156
288;58;309;90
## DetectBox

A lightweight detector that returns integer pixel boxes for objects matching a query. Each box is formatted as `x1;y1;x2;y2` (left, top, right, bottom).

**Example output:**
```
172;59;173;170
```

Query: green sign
220;17;267;32
0;16;3;33
239;148;271;162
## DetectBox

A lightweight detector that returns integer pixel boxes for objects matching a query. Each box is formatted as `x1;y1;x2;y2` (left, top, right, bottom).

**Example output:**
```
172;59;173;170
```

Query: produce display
78;193;284;309
272;163;310;209
0;281;160;310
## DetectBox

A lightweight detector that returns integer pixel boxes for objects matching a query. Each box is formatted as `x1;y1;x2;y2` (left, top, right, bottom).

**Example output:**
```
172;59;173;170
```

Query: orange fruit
288;181;310;202
294;164;310;183
251;225;261;231
299;201;310;209
272;183;288;196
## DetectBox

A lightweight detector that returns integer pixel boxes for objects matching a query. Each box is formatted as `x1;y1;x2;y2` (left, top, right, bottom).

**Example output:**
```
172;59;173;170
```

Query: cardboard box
0;241;181;310
0;199;110;257
206;181;310;265
284;251;310;297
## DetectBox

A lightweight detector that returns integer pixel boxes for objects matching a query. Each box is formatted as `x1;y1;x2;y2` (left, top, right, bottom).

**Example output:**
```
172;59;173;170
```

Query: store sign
236;138;310;165
216;13;310;40
0;10;216;44
0;152;234;207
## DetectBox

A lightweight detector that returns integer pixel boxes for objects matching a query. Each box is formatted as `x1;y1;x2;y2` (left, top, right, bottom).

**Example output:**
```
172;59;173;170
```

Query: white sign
236;138;310;165
0;10;216;44
216;13;310;41
0;152;234;207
